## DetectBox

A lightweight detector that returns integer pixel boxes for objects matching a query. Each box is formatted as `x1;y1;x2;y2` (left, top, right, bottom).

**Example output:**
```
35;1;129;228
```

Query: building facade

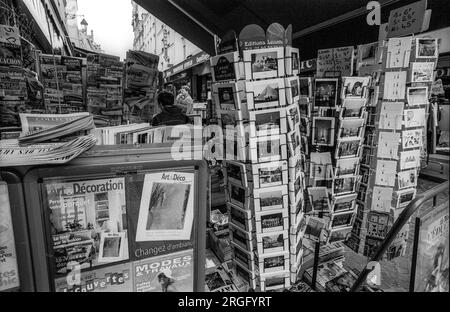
131;1;201;72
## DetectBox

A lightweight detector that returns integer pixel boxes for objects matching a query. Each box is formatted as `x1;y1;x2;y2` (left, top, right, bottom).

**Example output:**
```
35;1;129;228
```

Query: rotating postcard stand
20;143;207;292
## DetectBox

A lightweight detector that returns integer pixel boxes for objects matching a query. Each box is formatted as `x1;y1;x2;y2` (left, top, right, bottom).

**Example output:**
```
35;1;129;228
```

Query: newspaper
18;114;95;144
19;112;90;133
0;134;96;167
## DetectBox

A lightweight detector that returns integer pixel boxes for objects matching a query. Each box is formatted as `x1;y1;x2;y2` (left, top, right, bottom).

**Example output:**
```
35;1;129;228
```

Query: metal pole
409;217;421;292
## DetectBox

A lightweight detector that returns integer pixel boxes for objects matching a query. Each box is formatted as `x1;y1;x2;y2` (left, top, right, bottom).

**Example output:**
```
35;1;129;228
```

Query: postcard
332;193;357;213
299;116;310;136
260;252;289;274
299;77;312;98
249;107;287;137
395;188;416;208
312;117;335;146
387;37;412;68
255;209;288;233
246;78;286;110
98;232;126;263
341;76;371;99
330;211;355;229
335;157;359;176
250;134;287;163
341;98;366;118
406;86;428;106
411;62;434;83
332;176;357;196
211;51;244;82
253;185;288;212
313;78;338;108
135;172;194;242
212;81;246;112
285;46;300;76
224;160;249;188
285;76;300;105
374;160;397;187
379;102;403;130
402;129;423;149
357;42;378;68
399;150;421;170
304;216;326;242
287;127;301;156
299;97;311;117
359;165;370;185
252;161;288;189
286;103;300;132
338;118;365;140
384;71;407;100
335;138;362;159
309;152;333;182
257;230;288;254
415;38;438;59
243;47;285;80
328;227;352;244
228;182;251;210
397;169;418;190
404;108;426;128
307;187;330;213
377;132;400;160
301;135;309;155
371;186;393;213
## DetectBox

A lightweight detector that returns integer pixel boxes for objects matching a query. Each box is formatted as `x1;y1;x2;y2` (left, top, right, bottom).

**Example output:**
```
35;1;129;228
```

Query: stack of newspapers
0;113;97;167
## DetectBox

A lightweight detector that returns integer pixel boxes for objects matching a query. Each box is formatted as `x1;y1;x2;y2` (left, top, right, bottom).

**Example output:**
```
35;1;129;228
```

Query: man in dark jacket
152;91;190;126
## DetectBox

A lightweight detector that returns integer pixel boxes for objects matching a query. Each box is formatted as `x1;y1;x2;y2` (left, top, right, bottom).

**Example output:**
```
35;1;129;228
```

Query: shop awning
134;0;450;59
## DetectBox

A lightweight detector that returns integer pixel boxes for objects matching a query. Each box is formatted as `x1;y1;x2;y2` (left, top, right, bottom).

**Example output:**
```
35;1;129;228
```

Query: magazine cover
415;204;449;292
0;25;22;67
45;177;128;274
135;172;194;242
54;263;133;292
133;249;193;292
0;182;20;291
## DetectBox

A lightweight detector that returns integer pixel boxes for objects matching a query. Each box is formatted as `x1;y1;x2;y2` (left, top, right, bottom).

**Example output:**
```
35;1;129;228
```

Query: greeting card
377;132;400;160
404;108;426;128
379;102;404;130
387;37;412;68
371;186;394;213
375;160;397;187
411;62;434;83
384;71;407;100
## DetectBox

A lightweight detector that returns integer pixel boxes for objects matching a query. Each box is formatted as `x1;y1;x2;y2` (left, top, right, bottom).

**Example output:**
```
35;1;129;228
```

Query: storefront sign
165;51;210;78
387;0;427;38
0;182;20;291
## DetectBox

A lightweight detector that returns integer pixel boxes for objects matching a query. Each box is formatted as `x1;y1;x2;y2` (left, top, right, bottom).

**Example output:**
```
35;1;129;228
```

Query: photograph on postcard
336;139;361;159
341;76;371;99
416;38;438;59
249;107;286;137
314;78;338;108
332;193;357;213
254;185;288;212
341;98;366;118
406;87;428;106
135;172;194;242
338;118;364;139
246;78;286;110
307;187;330;213
397;169;418;190
332;176;357;196
312;117;335;146
253;161;288;189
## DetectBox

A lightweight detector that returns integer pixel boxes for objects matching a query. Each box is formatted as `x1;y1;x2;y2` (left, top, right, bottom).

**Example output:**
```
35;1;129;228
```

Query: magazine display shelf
2;144;207;292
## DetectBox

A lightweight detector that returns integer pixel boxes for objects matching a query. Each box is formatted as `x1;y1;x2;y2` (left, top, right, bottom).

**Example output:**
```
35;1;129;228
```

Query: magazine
45;177;128;274
133;249;194;292
0;182;20;291
415;204;449;292
54;263;133;292
135;172;194;242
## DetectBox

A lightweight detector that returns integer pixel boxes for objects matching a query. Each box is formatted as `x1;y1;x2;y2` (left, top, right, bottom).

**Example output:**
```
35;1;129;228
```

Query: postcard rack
346;36;439;258
211;23;306;291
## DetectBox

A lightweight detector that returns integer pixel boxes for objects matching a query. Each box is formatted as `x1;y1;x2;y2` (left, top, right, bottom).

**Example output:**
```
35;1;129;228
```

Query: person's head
157;91;175;110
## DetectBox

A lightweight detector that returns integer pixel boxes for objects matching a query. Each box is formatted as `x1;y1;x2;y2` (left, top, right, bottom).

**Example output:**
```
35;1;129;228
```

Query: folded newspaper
0;134;97;167
18;113;95;144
